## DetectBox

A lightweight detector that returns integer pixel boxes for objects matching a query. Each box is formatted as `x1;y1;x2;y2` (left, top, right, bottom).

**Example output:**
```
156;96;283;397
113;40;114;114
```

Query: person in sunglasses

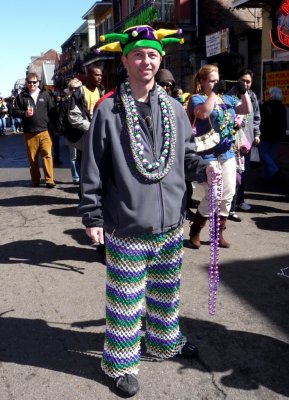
155;68;176;95
14;73;56;188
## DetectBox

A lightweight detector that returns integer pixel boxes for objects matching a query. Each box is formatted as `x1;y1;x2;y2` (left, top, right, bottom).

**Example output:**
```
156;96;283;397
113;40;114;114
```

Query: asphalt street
0;132;289;400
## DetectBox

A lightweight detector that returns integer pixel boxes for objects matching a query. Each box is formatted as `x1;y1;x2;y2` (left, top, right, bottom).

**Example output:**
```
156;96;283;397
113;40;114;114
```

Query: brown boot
189;210;208;249
219;217;230;248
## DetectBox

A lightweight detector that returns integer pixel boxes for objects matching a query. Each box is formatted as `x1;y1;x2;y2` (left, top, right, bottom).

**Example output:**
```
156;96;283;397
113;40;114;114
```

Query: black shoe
175;341;199;359
114;374;139;397
46;183;56;189
32;182;40;187
228;212;242;222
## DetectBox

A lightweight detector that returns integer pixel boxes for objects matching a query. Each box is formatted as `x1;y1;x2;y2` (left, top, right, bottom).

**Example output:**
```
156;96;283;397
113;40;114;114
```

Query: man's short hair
26;72;39;82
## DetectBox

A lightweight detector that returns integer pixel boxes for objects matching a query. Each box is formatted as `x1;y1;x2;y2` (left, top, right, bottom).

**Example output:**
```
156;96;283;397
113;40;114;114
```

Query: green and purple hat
96;25;184;56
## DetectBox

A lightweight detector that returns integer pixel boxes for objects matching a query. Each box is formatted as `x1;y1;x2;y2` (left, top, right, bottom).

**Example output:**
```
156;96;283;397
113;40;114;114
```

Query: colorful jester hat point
96;25;184;56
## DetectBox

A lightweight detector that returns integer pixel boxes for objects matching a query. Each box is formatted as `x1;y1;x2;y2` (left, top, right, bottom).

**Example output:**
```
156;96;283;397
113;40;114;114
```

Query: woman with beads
187;64;251;249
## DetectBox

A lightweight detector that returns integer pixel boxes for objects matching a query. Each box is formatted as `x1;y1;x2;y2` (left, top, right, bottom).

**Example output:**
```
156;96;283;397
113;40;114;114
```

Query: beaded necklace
208;171;222;315
214;97;235;140
120;79;177;182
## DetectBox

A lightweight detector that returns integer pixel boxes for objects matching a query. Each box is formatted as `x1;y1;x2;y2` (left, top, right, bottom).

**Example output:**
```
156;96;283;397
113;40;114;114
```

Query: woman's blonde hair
192;64;219;94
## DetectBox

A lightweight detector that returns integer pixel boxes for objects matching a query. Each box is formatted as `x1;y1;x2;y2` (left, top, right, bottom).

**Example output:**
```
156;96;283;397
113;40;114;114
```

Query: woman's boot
189;211;208;249
219;217;230;248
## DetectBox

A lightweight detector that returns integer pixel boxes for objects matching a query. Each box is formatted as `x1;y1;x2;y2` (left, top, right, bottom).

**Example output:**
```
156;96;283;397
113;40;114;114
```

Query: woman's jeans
258;140;280;178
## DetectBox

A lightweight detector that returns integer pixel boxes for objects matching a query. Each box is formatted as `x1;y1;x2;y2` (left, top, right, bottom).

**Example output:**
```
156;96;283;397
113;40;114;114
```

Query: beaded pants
101;225;185;378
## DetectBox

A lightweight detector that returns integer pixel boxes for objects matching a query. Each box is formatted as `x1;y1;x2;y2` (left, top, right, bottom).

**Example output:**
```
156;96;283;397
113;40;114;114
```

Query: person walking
187;64;251;248
259;87;287;182
67;64;105;153
57;78;83;185
78;25;220;397
14;73;56;188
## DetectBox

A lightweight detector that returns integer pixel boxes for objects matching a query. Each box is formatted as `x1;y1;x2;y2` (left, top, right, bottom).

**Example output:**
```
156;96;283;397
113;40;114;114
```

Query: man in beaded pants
78;25;220;398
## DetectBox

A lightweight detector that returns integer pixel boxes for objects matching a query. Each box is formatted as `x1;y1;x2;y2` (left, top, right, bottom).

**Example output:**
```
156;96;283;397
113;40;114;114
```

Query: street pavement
0;132;289;400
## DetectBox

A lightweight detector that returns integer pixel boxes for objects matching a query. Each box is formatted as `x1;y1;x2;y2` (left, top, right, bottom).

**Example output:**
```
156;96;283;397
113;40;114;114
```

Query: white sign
205;29;229;57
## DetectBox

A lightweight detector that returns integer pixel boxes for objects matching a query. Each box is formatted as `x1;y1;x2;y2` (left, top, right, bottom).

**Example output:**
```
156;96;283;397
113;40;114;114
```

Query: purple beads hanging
208;172;222;315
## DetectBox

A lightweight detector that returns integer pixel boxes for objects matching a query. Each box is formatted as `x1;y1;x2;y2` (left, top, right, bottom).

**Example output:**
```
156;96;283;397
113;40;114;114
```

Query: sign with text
206;29;229;57
265;71;289;104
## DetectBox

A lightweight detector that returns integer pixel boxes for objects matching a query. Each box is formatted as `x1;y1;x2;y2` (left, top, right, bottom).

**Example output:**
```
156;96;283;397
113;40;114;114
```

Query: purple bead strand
208;171;222;315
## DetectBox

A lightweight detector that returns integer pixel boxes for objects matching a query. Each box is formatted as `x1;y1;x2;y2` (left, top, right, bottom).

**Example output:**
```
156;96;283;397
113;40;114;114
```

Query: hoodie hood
155;69;176;85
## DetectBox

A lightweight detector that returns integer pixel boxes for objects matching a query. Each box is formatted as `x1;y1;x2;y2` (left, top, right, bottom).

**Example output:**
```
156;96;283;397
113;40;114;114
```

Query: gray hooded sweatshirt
78;84;208;236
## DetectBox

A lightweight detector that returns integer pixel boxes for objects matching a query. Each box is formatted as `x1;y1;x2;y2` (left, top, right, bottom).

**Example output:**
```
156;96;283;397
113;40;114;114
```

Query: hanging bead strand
208;171;222;315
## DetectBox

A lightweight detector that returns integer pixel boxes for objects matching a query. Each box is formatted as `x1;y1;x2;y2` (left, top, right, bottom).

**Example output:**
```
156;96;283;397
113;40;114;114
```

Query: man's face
239;73;252;91
121;47;162;85
88;68;103;86
26;77;39;93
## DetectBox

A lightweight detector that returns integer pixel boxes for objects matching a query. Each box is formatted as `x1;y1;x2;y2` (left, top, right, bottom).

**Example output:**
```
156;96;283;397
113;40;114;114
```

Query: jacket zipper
150;103;165;231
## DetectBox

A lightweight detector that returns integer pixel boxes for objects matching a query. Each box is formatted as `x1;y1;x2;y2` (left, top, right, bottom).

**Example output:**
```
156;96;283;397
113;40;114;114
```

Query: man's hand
205;165;222;185
212;80;227;95
86;227;104;245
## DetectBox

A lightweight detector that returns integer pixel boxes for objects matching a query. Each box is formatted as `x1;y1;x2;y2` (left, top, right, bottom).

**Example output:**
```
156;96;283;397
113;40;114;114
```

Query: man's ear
121;54;128;69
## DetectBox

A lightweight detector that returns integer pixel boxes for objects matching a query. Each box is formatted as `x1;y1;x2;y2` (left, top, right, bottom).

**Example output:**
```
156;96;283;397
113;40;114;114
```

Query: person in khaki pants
14;73;56;188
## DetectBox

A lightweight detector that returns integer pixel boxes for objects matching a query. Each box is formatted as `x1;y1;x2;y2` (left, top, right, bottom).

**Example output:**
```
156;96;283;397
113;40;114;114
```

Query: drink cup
27;105;33;116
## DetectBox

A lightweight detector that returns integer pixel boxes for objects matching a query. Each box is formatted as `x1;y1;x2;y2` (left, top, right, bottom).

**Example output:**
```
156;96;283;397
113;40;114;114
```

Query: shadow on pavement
176;253;289;397
251;215;289;232
219;254;289;338
178;317;289;397
64;228;92;246
48;206;79;217
0;239;101;274
0;316;106;385
0;314;288;397
245;192;289;204
0;195;78;207
0;180;32;187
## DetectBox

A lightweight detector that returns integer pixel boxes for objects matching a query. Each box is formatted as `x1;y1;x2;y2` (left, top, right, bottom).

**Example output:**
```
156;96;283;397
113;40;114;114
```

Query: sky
0;0;95;98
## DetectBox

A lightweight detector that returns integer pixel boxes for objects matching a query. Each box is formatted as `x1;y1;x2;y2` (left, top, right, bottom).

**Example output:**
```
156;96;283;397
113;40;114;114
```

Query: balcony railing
84;0;177;62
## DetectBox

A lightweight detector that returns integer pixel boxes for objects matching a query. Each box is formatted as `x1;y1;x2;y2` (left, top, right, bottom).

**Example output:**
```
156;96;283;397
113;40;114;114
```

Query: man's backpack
56;97;70;136
56;97;85;143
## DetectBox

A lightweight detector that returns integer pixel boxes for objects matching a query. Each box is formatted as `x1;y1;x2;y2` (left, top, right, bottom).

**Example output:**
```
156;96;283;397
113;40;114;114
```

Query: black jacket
14;89;53;133
260;99;287;142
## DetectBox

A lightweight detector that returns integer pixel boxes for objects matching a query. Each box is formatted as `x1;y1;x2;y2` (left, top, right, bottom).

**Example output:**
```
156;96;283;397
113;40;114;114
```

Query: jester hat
96;25;184;56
